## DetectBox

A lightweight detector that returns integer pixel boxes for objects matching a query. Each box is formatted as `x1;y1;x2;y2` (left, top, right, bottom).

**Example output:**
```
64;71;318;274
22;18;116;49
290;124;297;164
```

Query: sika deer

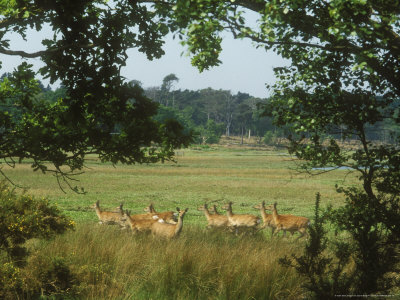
197;203;229;229
143;203;178;224
253;201;291;237
125;210;159;234
253;201;275;236
265;202;310;240
151;208;188;239
222;202;261;235
92;201;126;227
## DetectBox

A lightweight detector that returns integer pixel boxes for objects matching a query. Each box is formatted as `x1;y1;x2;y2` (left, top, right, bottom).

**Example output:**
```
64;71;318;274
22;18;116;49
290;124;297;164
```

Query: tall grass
25;224;304;299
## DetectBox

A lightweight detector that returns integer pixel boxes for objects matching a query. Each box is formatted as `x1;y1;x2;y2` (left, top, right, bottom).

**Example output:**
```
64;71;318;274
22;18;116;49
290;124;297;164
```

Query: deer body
125;210;159;234
144;203;178;224
222;202;260;234
92;201;126;226
266;202;310;239
198;203;229;229
151;208;188;239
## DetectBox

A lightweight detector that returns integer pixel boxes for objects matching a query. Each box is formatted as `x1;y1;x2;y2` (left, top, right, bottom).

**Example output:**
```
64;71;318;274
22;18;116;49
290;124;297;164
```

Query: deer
222;201;261;235
143;203;178;224
150;207;188;239
253;200;290;237
125;209;160;234
253;201;276;236
197;203;229;229
92;201;126;227
265;202;310;240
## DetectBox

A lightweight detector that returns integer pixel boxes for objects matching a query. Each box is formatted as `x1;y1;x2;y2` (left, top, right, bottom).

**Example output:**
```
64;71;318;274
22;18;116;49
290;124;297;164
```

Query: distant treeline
1;72;399;145
142;79;276;145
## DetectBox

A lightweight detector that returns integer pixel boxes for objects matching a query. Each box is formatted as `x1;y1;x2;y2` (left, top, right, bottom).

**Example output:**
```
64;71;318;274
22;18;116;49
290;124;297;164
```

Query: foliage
280;193;353;299
145;84;274;141
0;181;75;299
158;0;400;296
0;181;74;265
263;131;276;145
282;191;400;298
195;119;224;144
160;73;179;106
0;1;193;191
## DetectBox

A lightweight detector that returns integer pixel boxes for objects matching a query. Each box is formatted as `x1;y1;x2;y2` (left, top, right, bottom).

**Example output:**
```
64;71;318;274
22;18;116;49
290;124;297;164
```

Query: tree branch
0;43;96;58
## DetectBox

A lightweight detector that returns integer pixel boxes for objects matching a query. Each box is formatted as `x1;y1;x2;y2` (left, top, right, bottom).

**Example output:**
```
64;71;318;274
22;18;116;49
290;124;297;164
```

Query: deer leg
273;227;281;237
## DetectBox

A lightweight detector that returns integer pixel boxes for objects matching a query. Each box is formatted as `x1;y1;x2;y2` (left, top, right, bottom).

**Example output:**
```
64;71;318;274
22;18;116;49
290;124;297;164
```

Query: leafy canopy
0;1;193;191
160;0;400;296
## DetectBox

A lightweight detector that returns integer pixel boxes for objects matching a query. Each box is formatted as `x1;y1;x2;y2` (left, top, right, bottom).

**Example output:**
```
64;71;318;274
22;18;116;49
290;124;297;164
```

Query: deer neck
226;204;233;218
203;207;212;220
174;215;184;235
94;205;102;218
260;205;269;222
272;204;279;223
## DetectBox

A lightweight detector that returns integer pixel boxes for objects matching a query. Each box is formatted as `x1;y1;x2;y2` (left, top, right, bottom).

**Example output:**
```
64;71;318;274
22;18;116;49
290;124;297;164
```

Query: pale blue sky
1;26;287;98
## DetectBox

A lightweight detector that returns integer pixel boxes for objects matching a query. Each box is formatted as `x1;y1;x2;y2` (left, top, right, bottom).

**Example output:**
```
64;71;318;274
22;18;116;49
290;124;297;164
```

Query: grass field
2;145;361;299
4;145;357;223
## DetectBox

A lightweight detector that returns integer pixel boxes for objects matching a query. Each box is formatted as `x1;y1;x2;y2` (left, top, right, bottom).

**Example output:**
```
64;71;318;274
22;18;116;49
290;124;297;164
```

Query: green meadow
5;146;357;222
3;145;360;299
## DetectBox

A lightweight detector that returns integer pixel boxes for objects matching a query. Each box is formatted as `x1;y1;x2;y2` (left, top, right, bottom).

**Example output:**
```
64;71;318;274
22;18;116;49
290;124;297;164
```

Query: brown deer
92;201;126;227
197;203;229;229
253;201;290;236
222;201;261;235
125;210;159;234
253;201;275;235
151;208;188;239
265;202;310;240
143;203;178;224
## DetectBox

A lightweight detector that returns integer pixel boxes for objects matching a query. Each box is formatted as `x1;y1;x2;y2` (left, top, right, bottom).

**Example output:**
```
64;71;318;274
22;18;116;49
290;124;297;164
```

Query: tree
158;0;400;296
160;73;179;106
235;102;252;144
195;119;224;144
0;2;192;192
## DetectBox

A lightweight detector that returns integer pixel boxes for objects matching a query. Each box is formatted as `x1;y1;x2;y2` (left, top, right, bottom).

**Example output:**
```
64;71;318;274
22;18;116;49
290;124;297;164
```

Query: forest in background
1;72;399;146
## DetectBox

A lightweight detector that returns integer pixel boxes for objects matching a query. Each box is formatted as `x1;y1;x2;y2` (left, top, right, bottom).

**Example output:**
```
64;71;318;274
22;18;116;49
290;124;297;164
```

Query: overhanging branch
0;43;96;58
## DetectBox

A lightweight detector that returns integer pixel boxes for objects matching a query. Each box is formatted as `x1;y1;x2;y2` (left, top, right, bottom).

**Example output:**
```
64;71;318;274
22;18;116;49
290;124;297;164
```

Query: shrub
25;256;78;298
281;192;400;299
0;181;75;299
263;131;277;145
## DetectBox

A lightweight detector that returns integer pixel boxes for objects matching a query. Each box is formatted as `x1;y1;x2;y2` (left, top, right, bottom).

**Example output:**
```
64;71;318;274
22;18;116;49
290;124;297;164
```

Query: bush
281;192;400;299
0;181;75;299
25;256;78;298
263;131;277;145
0;262;23;299
195;120;224;144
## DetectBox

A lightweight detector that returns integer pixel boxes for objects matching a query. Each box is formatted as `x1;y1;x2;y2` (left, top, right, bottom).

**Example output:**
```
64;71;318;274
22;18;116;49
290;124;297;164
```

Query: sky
0;26;288;98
